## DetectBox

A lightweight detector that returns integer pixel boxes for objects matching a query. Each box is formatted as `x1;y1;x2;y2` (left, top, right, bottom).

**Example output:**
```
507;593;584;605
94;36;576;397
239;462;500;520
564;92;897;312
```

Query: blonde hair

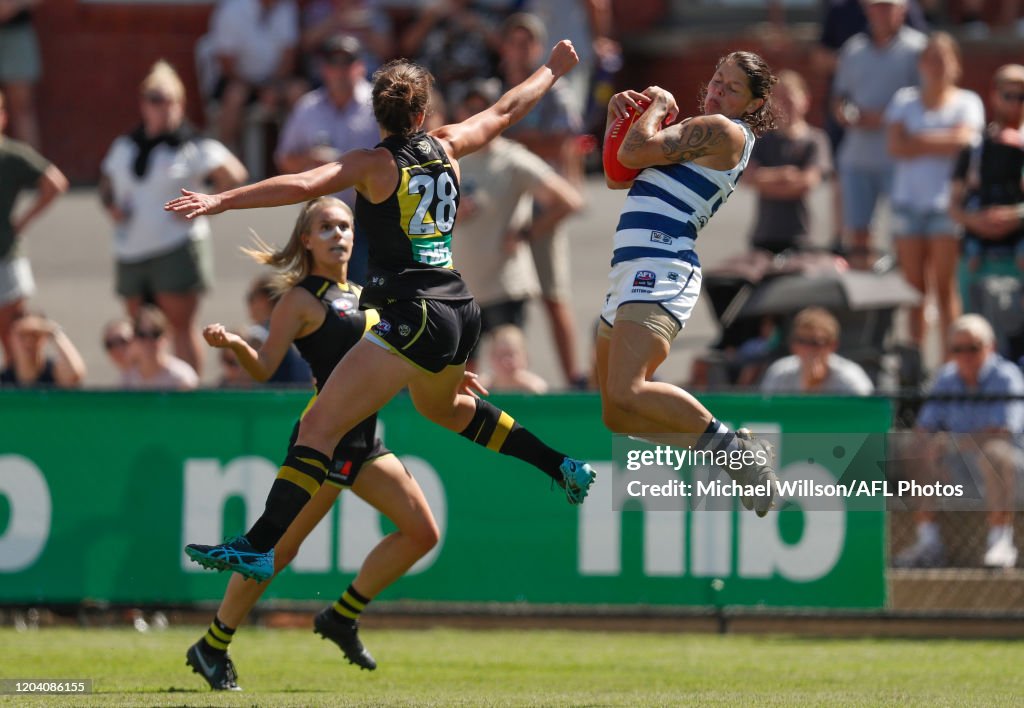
922;31;962;84
141;60;186;104
792;307;840;343
949;314;995;347
241;197;351;293
776;69;809;98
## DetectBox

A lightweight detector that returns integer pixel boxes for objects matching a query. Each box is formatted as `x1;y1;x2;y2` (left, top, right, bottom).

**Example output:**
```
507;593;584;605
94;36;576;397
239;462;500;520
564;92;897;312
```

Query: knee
604;377;642;416
406;518;440;557
413;398;457;429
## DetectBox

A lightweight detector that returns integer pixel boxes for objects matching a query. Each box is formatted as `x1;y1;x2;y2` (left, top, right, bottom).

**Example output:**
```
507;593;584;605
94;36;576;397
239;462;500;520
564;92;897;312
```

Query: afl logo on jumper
373;320;392;336
632;270;656;289
398;324;412;337
331;297;355;314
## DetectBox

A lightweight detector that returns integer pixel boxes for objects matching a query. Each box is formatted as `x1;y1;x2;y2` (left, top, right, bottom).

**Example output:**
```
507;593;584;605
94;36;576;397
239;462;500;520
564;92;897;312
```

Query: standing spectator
451;80;582;369
483;324;548;394
398;0;503;103
301;0;393;77
500;13;587;388
895;314;1022;568
949;64;1024;312
275;34;380;284
832;0;926;267
101;318;135;381
0;88;67;366
99;61;247;377
0;0;42;147
123;305;199;391
760;307;874;395
815;0;928;247
208;0;305;154
0;313;85;388
745;70;832;254
885;32;984;360
244;273;312;386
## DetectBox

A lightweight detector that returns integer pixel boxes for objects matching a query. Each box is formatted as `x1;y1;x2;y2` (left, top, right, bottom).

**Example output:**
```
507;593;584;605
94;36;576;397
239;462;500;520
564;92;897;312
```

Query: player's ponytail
371;60;434;136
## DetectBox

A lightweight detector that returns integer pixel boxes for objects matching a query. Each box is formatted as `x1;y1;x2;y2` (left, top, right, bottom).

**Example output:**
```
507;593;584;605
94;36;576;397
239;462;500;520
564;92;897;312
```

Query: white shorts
0;256;35;306
600;256;702;334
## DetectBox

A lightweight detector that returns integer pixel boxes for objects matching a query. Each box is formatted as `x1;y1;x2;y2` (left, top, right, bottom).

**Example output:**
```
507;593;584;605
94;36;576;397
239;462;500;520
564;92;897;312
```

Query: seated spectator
885;32;983;360
101;318;135;380
895;314;1022;568
949;64;1024;312
481;324;548;394
207;0;305;154
99;60;247;378
122;305;199;390
274;34;380;284
760;307;874;395
300;0;393;77
0;313;85;388
244;273;312;385
745;70;831;255
0;87;68;367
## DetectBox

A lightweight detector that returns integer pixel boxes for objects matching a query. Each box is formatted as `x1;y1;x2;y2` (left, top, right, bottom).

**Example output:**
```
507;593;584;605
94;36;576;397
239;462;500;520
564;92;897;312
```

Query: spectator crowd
2;0;1024;566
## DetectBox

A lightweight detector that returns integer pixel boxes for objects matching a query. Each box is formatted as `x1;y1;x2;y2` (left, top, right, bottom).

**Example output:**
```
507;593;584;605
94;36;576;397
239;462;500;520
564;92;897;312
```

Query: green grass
1;627;1022;706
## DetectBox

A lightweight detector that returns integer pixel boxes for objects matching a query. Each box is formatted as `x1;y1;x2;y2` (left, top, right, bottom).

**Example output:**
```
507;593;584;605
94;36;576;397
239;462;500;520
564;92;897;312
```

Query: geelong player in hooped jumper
166;40;596;582
598;51;780;516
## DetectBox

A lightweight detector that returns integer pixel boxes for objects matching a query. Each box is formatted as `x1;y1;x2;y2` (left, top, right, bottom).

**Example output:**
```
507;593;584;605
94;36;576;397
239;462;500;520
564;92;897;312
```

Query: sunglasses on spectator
1000;91;1024;103
950;343;983;354
791;336;831;348
321;53;355;67
134;329;162;341
104;335;132;350
142;92;174;105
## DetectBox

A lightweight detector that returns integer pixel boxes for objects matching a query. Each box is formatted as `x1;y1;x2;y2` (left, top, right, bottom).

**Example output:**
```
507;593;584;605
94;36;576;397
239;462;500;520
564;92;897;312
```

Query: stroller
701;249;923;391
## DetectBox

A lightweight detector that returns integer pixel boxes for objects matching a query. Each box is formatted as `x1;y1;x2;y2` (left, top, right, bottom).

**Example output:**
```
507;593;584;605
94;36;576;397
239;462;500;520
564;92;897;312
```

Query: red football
603;97;650;183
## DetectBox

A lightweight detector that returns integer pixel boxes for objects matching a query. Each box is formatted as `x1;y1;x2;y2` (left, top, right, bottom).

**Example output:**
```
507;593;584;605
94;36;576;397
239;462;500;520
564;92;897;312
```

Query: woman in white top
886;32;984;359
99;60;247;377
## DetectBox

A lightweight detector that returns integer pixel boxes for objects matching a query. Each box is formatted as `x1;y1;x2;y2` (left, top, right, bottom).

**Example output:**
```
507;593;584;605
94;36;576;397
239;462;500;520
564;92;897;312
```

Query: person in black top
950;63;1024;312
167;40;595;606
188;197;463;687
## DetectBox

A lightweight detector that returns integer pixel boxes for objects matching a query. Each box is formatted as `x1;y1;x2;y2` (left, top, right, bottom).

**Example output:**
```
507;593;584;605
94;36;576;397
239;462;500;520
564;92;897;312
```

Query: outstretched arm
431;40;579;159
165;149;381;219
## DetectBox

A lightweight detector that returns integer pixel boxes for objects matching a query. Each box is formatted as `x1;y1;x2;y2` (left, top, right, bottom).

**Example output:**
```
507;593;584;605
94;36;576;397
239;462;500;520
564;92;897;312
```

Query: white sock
918;521;940;547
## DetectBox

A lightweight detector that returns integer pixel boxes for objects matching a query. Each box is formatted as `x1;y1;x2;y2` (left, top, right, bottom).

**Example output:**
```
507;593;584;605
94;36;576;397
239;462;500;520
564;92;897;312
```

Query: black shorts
287;419;391;489
368;298;481;373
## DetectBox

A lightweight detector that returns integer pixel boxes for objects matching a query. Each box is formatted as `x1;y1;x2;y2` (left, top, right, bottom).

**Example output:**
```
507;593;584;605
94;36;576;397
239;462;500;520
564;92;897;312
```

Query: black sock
331;584;371;624
459;399;565;481
246;445;329;552
200;616;235;656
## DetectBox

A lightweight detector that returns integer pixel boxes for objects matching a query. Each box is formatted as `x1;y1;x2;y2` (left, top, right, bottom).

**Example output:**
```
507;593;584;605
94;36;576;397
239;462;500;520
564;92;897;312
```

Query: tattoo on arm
661;121;727;163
